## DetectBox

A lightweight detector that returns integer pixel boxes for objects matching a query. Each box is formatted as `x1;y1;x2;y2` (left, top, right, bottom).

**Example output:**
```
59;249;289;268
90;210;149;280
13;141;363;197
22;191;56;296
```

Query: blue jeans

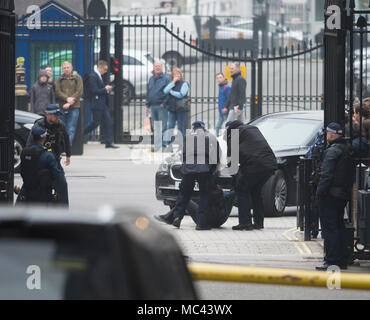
150;105;168;150
83;108;113;146
215;112;229;137
61;108;80;147
167;111;187;145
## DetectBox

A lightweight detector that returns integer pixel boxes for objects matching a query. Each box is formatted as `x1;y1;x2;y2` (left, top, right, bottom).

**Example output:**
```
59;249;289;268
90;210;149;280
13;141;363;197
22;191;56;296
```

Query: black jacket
181;129;220;175
226;120;277;175
316;137;354;200
224;71;246;111
89;72;109;111
27;118;71;160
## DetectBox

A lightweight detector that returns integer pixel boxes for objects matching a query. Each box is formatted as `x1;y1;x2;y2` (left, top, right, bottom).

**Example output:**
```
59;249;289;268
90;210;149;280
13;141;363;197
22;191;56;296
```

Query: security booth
297;0;370;263
14;0;112;154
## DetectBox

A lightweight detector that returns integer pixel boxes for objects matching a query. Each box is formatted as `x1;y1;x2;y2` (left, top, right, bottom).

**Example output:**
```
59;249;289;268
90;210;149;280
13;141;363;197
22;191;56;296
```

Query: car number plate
174;181;199;191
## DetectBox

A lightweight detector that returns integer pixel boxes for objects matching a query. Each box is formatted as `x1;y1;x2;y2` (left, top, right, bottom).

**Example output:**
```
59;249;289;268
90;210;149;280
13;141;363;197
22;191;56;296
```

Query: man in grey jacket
223;63;246;123
29;70;55;115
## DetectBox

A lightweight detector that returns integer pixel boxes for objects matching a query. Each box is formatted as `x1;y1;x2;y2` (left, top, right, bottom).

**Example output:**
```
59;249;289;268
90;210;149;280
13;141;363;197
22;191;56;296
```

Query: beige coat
55;72;83;109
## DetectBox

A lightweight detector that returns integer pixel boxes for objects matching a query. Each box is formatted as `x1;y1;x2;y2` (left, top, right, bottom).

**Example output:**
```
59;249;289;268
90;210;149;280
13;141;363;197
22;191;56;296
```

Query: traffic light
111;57;120;75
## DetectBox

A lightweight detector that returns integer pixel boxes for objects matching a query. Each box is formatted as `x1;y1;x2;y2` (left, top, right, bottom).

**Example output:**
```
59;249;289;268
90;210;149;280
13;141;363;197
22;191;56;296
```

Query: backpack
83;73;92;100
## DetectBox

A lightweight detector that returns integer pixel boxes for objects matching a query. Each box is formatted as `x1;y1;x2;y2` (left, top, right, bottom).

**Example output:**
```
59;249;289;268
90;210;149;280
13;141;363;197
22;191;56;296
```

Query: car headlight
23;123;34;131
158;162;169;173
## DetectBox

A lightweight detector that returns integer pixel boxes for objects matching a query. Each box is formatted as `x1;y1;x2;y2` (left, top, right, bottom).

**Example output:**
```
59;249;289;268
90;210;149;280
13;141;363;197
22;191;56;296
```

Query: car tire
189;197;233;228
14;136;24;173
122;80;135;104
262;170;287;217
162;52;184;69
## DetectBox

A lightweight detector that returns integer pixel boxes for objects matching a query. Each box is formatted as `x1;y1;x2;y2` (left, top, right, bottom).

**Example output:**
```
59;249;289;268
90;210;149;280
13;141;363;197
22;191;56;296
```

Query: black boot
154;214;173;225
232;224;254;231
172;217;182;228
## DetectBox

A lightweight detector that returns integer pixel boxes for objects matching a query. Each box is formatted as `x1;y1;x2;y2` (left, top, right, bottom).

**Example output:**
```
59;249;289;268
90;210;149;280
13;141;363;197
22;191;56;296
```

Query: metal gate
0;0;15;203
113;16;324;142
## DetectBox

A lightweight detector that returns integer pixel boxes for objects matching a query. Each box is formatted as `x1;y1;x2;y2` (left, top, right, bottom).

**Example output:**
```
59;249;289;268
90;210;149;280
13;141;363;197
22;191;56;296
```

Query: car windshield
251;117;322;147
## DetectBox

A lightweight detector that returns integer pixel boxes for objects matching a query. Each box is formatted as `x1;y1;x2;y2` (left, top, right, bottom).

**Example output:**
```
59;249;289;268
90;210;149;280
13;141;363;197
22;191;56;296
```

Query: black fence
0;1;15;203
14;14;323;142
113;16;323;140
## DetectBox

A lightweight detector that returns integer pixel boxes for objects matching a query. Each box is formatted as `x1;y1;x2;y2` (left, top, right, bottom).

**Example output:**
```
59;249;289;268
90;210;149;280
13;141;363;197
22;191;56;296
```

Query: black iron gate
112;16;323;143
0;0;15;203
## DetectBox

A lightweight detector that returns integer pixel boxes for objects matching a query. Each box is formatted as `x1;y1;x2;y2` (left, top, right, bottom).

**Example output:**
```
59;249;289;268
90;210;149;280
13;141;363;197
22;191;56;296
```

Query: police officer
225;120;277;230
315;123;354;271
156;121;220;230
27;104;70;205
18;126;68;206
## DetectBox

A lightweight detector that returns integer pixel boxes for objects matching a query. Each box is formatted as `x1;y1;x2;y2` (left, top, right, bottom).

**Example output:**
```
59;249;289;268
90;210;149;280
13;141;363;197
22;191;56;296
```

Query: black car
14;110;42;172
155;110;324;217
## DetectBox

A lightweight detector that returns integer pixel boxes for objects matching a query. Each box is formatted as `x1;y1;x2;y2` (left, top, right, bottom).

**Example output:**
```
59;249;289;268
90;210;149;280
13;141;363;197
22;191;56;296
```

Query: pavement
13;142;370;299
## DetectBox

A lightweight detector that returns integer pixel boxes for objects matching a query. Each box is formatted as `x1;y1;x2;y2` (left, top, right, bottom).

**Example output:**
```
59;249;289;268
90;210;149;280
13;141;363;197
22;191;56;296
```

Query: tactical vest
20;145;53;202
35;119;64;159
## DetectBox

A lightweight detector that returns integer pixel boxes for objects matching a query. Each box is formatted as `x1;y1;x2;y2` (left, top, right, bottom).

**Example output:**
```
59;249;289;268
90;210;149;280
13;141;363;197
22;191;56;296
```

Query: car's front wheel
262;170;287;217
14;136;24;173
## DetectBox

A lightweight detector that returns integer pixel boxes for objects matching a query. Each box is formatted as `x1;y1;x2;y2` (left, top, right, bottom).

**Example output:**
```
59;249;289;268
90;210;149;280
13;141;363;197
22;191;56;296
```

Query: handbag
143;117;152;134
174;95;190;112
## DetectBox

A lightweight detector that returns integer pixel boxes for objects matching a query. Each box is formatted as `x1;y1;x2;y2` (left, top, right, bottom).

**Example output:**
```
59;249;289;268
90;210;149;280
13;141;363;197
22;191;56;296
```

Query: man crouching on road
315;123;354;271
225;120;277;230
155;121;220;230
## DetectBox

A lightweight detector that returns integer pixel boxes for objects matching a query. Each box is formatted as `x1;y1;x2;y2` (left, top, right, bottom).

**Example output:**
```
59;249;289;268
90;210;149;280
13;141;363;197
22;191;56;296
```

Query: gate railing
113;16;324;140
0;3;15;203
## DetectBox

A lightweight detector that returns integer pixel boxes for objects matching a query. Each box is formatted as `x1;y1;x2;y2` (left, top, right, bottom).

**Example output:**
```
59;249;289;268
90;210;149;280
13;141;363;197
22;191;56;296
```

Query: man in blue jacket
83;60;119;149
146;61;171;151
215;72;231;137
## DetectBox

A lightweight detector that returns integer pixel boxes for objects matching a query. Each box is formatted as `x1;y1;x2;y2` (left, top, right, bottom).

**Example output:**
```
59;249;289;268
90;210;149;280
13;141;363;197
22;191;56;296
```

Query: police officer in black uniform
157;121;220;230
27;104;70;206
225;120;278;230
18;126;67;205
315;123;354;271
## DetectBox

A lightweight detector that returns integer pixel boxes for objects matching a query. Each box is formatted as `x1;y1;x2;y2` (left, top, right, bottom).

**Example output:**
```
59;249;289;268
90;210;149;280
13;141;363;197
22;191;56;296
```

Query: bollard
188;263;370;291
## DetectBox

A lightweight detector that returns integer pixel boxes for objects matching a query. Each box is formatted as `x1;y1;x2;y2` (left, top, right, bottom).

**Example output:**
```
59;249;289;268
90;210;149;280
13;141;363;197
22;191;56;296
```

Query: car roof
251;110;324;123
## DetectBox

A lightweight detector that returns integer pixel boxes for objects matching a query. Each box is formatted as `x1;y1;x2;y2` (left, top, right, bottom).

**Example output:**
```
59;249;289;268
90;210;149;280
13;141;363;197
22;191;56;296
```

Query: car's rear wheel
262;170;287;217
14;136;24;173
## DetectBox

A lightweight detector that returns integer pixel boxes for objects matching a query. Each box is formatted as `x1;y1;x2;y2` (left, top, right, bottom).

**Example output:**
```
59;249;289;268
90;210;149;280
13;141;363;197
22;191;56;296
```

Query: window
251;118;322;147
122;55;143;66
315;0;325;22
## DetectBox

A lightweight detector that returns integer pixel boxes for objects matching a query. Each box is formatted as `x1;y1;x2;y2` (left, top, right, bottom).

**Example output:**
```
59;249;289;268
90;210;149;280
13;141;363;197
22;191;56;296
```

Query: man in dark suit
83;60;119;149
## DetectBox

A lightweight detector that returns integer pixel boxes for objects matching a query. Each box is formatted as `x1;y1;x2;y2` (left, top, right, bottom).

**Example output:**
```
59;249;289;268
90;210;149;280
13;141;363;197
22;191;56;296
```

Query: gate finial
356;16;367;28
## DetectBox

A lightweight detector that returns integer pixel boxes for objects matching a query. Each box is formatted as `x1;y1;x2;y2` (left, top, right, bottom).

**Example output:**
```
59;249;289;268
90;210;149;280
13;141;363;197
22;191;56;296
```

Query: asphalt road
13;144;370;300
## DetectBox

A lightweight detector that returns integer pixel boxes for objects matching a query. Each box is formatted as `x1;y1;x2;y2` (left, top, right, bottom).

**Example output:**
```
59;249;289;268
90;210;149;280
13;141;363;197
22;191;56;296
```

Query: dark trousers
172;173;211;227
84;108;113;146
236;170;274;226
55;160;69;207
319;196;348;266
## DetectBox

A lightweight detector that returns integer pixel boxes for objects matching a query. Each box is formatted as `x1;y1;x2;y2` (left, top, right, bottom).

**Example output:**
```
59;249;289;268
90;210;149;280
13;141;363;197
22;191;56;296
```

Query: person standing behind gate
163;68;190;147
29;69;55;116
83;60;119;149
315;123;355;271
146;61;171;151
44;65;56;93
215;72;231;137
224;63;246;123
55;61;83;147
